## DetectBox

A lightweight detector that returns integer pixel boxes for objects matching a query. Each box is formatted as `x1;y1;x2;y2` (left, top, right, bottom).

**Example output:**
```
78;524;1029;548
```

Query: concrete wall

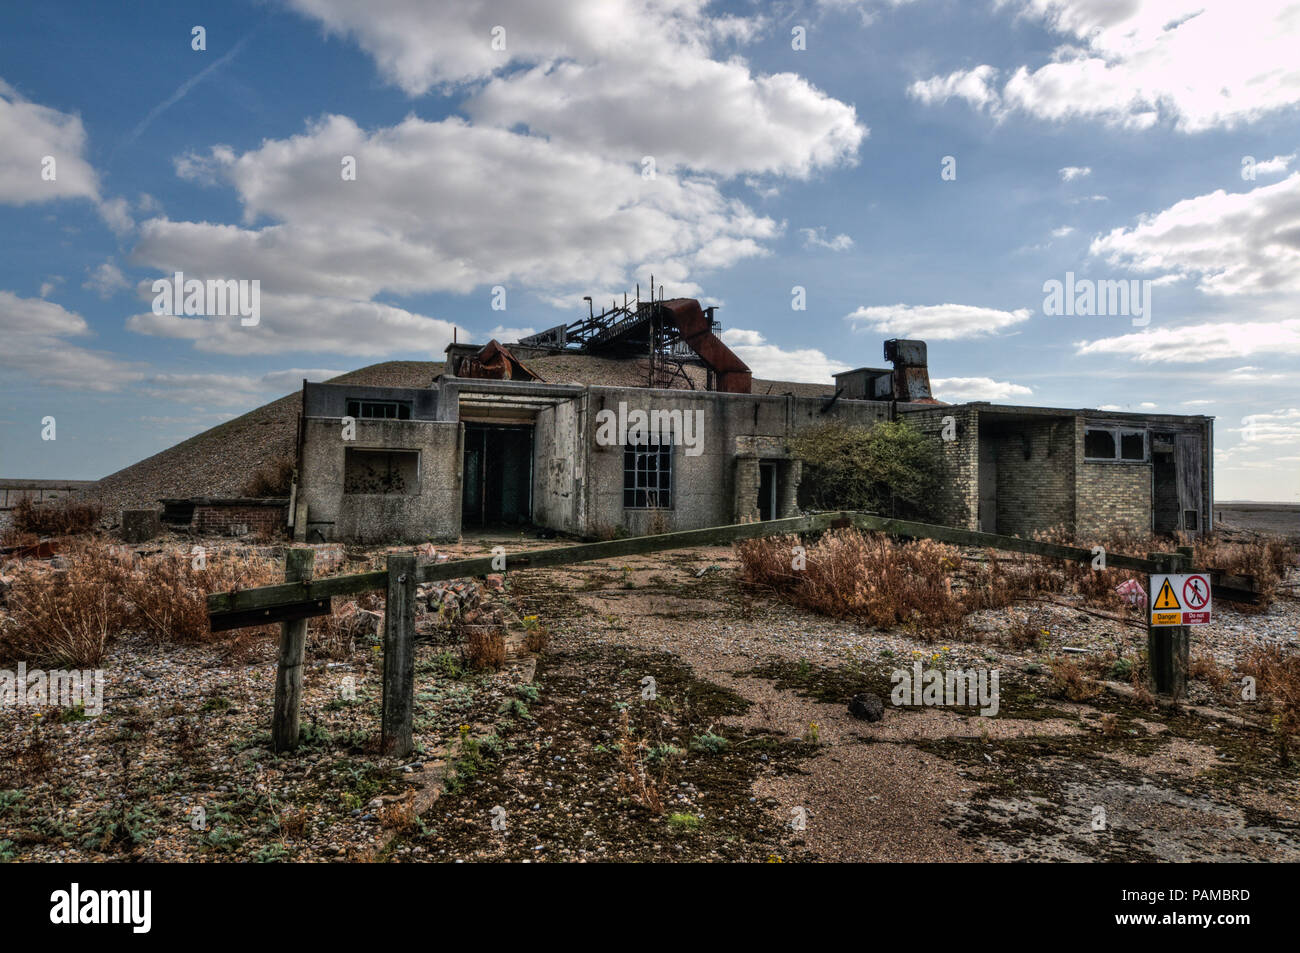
299;416;461;543
532;398;584;535
302;382;440;419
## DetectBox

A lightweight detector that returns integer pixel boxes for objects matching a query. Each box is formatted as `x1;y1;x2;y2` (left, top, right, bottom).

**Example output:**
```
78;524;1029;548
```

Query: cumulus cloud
284;0;864;178
0;79;133;232
83;260;130;299
1075;319;1300;363
129;114;781;354
0;79;99;205
910;1;1300;132
719;327;849;383
1058;166;1091;181
0;290;144;391
800;226;854;251
1089;172;1300;296
930;377;1032;401
846;303;1033;340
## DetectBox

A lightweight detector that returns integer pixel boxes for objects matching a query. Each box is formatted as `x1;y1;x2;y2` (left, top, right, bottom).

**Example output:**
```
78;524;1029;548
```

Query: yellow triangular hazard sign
1153;578;1181;610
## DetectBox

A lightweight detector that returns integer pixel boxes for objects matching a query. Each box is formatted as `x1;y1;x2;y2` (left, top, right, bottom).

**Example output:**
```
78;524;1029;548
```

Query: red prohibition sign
1183;576;1209;610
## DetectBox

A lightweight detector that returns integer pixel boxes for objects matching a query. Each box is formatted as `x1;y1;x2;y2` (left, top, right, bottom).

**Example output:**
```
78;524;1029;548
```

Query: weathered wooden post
1147;549;1191;699
272;547;315;751
381;553;417;757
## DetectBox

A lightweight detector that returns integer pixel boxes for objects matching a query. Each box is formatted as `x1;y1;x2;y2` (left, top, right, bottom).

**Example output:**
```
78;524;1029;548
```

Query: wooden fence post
1147;550;1190;699
381;554;417;758
272;547;315;752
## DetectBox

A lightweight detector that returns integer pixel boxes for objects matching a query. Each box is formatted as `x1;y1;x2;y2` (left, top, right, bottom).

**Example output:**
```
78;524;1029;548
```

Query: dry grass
1241;645;1300;764
1194;534;1297;610
1048;657;1101;701
464;625;506;671
241;456;295;498
613;710;667;815
11;497;102;536
0;539;279;667
738;528;1105;638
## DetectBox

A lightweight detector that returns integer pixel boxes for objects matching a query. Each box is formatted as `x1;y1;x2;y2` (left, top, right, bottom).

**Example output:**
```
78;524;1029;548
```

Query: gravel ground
2;532;1297;862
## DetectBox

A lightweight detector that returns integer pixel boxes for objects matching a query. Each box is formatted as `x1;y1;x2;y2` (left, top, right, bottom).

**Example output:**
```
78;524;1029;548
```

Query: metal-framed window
623;440;672;509
346;399;411;420
1084;425;1147;462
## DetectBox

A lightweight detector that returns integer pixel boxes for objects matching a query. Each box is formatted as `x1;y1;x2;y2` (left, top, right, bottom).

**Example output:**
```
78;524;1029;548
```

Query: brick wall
1074;420;1151;536
905;406;979;530
990;417;1075;536
193;502;287;537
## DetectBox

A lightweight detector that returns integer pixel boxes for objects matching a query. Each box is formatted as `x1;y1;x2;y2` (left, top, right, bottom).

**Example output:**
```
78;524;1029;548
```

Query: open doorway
758;461;778;521
462;424;533;526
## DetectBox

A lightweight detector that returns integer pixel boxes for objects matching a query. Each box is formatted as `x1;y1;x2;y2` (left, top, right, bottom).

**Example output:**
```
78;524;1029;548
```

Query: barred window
346;399;411;420
623;440;672;509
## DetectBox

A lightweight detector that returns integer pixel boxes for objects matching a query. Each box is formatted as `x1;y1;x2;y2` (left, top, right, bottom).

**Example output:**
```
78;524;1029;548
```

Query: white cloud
1090;172;1300;296
719;327;849;382
1075;319;1300;363
1253;153;1296;177
83;260;130;299
129;114;781;354
0;79;132;232
909;64;1000;109
846;302;1033;340
800;226;854;251
0;79;99;206
1051;226;1075;237
284;0;865;178
0;290;144;391
485;325;537;343
911;1;1300;132
930;377;1033;402
1058;166;1091;181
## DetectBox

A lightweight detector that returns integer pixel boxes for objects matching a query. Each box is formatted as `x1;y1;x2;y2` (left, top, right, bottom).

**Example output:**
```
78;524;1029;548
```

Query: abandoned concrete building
289;294;1214;544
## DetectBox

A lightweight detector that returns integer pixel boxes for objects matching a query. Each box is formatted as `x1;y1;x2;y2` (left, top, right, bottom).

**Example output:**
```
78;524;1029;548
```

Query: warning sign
1150;573;1212;626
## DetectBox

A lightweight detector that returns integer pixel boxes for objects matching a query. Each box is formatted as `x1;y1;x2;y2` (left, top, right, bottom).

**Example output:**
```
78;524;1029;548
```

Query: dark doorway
1152;433;1179;535
462;424;533;526
758;461;778;521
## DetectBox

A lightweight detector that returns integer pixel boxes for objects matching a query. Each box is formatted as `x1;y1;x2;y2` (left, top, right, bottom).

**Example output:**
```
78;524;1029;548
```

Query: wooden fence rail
207;511;1260;754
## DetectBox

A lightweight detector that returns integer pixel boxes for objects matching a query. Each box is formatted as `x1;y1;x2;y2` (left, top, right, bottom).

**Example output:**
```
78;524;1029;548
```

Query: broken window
1085;425;1148;462
346;399;411;420
1084;428;1116;459
623;440;672;509
344;449;418;494
1120;430;1146;460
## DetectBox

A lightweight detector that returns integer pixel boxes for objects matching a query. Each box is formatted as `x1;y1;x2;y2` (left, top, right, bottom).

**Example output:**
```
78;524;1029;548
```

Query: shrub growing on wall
789;419;942;520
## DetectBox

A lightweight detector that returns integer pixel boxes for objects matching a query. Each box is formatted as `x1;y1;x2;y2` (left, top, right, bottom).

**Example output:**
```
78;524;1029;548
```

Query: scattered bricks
304;542;346;574
120;508;162;543
486;573;505;592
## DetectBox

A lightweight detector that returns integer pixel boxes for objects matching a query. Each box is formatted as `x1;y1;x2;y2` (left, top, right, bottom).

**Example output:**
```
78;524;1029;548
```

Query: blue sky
1;0;1297;500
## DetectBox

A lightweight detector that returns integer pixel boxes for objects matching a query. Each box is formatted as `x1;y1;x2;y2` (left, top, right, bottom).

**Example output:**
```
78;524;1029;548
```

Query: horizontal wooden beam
205;513;848;620
206;568;386;616
209;597;332;633
415;511;849;585
207;509;1261;626
849;513;1161;571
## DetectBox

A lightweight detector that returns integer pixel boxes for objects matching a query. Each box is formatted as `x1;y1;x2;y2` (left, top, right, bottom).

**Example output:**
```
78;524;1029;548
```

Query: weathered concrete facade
898;403;1212;538
293;353;1213;544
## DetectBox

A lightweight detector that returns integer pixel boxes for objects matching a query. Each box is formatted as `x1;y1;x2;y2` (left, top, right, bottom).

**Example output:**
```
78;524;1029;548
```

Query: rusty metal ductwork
884;338;936;403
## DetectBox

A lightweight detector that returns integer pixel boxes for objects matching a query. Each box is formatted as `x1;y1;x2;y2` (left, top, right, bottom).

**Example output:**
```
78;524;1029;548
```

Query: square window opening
344;449;419;494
